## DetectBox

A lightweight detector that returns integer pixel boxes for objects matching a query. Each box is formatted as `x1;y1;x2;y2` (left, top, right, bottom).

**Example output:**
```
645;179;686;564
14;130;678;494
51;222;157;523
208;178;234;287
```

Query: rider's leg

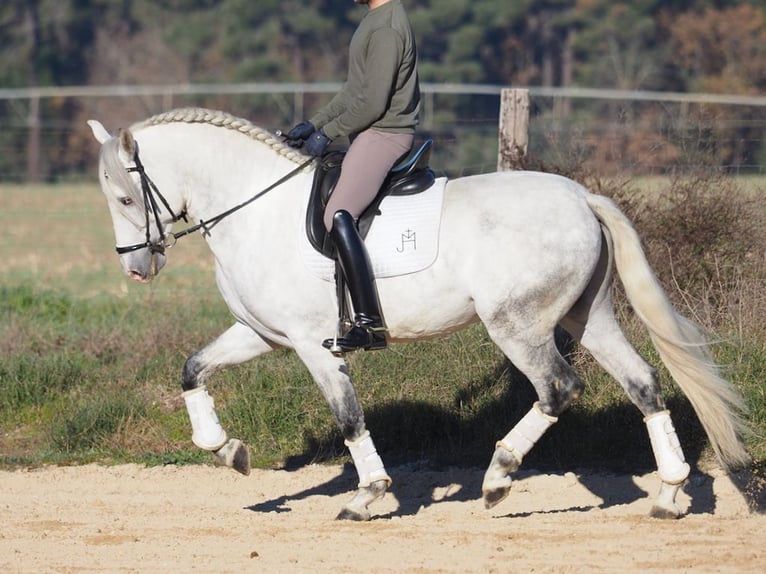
322;129;413;230
323;209;387;353
321;130;412;353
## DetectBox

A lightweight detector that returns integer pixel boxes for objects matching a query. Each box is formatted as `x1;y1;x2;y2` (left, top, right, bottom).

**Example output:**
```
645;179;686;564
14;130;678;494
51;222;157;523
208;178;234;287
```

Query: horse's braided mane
131;107;308;165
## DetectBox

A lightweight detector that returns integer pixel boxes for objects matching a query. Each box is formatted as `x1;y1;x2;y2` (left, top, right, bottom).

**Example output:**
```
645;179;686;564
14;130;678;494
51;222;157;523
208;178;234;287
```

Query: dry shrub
612;172;766;339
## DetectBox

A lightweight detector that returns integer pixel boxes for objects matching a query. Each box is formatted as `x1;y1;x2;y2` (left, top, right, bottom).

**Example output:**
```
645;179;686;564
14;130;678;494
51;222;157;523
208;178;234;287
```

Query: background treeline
0;0;765;180
4;0;765;93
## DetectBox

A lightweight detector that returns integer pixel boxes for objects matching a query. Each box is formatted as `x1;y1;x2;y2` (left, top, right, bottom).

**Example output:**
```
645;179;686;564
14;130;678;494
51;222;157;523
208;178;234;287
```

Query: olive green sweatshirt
310;0;420;139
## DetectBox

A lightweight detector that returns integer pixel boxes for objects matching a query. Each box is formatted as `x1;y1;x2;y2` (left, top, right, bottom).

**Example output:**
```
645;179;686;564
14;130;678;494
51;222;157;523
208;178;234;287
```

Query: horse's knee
181;353;204;391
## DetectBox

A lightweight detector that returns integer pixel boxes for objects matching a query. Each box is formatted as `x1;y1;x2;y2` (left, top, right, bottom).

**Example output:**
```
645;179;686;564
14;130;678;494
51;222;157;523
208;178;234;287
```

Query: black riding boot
322;210;387;354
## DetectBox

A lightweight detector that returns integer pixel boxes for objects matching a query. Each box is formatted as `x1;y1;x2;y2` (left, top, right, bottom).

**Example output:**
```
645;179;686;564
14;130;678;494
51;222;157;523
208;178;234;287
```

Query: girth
305;139;435;258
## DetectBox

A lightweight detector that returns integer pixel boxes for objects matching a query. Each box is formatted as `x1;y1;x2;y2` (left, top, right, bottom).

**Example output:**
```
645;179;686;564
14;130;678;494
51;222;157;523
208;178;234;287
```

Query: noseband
114;143;314;256
115;149;188;256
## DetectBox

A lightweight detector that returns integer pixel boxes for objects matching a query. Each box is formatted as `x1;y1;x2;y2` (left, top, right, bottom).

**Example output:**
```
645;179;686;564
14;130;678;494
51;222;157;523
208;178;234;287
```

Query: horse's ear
118;128;136;158
87;119;112;144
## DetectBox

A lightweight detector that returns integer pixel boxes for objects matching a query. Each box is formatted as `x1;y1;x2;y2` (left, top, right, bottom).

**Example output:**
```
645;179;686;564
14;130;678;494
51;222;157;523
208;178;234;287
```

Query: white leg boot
337;431;391;521
496;402;559;464
645;410;690;519
482;402;558;509
183;386;227;451
645;410;690;485
346;430;391;488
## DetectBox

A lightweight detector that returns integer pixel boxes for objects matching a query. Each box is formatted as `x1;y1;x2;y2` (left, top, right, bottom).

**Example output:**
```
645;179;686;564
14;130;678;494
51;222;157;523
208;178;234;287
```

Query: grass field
1;179;764;474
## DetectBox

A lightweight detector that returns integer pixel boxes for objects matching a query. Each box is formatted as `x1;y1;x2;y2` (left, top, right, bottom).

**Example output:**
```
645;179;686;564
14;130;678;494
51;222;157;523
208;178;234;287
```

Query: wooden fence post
497;88;529;171
26;95;41;183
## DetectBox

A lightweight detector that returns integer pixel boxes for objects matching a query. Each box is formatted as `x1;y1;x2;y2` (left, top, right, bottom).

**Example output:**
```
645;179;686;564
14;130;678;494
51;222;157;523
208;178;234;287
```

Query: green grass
1;181;764;474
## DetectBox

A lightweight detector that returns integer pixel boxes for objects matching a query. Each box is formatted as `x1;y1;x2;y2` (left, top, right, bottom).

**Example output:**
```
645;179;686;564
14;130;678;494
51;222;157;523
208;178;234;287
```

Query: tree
2;0;766;179
662;4;766;170
665;4;766;94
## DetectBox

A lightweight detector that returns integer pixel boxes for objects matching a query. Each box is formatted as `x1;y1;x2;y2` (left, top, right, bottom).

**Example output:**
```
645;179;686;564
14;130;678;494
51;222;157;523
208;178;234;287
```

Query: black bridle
115;146;314;256
115;149;187;255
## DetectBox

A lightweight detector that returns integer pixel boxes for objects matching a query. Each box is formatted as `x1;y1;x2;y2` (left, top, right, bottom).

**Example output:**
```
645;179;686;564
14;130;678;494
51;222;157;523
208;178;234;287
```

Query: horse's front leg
336;430;391;521
294;343;391;521
182;321;278;475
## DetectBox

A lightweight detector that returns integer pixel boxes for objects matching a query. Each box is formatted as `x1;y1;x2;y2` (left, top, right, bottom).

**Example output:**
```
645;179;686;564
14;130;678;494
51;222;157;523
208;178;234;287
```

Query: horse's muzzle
122;250;166;283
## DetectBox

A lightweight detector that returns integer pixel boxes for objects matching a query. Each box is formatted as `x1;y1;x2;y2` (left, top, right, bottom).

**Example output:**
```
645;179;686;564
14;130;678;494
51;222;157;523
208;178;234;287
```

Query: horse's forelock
101;137;144;207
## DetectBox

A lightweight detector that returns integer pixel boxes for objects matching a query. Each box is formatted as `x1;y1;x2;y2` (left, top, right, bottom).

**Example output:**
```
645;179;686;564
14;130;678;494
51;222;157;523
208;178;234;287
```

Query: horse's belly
381;277;478;340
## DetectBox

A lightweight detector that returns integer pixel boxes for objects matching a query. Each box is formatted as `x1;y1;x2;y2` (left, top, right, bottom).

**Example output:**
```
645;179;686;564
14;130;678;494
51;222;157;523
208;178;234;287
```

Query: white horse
88;107;749;521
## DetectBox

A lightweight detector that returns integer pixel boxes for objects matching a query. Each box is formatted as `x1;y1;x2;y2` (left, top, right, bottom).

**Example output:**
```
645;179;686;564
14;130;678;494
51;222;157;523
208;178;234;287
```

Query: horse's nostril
128;270;150;284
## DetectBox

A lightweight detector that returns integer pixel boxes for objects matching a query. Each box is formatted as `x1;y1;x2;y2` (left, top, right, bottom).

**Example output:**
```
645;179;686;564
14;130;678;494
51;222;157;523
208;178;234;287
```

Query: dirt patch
0;463;763;573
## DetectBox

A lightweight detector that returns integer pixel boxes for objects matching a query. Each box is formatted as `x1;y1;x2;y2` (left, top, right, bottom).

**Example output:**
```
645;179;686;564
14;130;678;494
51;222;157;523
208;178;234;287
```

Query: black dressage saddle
305;139;436;258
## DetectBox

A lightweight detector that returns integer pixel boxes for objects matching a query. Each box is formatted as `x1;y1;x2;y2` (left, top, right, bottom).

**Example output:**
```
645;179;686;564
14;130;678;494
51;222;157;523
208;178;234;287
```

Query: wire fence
0;84;764;182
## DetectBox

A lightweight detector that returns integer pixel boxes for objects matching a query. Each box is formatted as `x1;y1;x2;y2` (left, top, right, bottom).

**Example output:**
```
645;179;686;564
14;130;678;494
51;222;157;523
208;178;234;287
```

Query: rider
285;0;420;354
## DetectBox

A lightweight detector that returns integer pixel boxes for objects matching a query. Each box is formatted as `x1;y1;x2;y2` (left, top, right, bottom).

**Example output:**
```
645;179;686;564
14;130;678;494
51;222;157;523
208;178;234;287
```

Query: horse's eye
103;170;109;180
119;197;134;206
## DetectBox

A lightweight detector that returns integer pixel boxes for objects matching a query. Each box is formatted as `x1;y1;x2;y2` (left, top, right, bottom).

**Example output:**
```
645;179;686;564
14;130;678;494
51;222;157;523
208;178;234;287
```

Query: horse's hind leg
563;298;691;518
481;332;585;509
182;321;279;475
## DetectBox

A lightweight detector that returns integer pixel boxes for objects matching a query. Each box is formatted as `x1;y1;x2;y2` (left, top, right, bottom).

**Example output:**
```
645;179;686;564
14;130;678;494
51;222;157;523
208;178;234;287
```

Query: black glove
304;129;332;157
284;121;315;147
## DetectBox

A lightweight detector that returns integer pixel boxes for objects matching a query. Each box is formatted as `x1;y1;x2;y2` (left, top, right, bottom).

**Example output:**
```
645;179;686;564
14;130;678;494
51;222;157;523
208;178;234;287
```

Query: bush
629;173;766;331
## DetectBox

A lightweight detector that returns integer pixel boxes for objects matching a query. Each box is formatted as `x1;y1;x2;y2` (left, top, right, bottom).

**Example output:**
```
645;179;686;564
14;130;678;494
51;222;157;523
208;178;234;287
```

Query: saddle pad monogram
298;177;447;282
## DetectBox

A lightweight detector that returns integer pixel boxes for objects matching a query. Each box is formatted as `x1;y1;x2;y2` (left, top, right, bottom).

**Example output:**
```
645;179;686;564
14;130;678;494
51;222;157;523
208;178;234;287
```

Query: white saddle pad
299;177;447;282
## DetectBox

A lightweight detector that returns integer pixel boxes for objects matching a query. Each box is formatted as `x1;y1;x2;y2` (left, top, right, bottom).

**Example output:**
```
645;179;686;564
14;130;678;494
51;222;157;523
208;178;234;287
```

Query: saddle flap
306;151;346;257
305;140;436;258
299;176;447;282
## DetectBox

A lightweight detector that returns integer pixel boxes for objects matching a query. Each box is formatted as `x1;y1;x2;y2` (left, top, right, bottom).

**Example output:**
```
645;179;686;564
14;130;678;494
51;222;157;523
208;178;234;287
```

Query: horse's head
88;120;175;283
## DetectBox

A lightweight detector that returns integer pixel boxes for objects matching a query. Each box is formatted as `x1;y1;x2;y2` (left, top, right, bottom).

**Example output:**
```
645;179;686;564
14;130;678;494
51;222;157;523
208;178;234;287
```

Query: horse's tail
584;192;750;469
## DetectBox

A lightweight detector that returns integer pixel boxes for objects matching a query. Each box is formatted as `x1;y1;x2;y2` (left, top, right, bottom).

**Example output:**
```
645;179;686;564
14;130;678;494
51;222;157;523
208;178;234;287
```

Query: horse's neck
138;123;300;225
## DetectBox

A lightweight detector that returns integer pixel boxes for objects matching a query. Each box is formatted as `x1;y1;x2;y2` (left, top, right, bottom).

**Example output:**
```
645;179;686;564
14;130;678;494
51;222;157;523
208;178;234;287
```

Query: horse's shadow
249;460;766;521
245;462;358;514
245;459;482;518
246;338;765;517
245;459;734;519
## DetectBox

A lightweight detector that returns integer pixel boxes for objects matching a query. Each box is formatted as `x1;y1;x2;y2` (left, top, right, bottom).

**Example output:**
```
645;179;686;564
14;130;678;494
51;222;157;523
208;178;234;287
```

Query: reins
115;145;314;256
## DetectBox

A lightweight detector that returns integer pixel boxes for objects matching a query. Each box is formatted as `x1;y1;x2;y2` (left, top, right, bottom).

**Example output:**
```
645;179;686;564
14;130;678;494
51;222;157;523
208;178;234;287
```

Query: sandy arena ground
0;462;763;573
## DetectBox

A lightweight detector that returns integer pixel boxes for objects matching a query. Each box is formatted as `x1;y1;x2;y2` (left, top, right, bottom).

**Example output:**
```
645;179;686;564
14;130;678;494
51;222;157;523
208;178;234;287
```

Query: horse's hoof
335;480;388;521
214;438;251;476
649;504;682;519
336;506;371;521
481;462;513;510
482;487;511;510
649;480;684;519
